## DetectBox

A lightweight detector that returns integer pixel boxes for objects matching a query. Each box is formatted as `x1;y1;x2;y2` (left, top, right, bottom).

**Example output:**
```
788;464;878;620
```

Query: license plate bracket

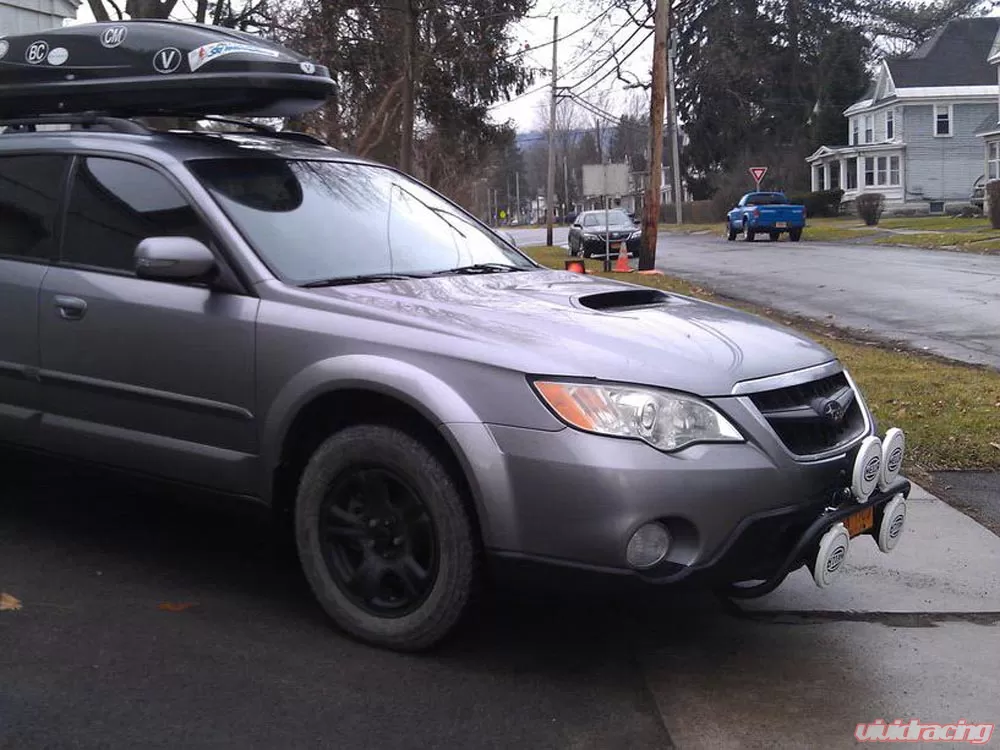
845;506;874;537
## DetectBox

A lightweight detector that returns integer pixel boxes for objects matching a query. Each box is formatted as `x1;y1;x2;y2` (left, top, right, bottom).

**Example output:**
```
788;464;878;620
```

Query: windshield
582;210;632;226
187;158;536;284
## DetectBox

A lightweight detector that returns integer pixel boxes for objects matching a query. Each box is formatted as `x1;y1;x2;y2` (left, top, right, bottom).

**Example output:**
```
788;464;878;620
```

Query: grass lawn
526;245;1000;475
658;214;1000;252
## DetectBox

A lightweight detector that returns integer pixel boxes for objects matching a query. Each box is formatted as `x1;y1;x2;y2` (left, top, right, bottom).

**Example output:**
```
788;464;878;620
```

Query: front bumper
445;402;902;595
580;235;641;256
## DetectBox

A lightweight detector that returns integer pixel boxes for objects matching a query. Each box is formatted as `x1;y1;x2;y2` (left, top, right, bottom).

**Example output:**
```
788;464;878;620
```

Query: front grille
748;372;866;457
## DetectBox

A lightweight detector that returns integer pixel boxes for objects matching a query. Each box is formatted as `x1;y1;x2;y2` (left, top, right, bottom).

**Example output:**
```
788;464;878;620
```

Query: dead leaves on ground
0;592;23;612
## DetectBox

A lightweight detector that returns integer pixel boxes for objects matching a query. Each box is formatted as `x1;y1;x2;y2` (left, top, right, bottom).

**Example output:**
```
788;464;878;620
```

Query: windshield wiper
300;273;428;288
431;263;527;276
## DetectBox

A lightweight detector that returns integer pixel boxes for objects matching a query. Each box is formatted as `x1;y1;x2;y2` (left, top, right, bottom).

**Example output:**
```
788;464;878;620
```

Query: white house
976;26;1000;207
807;17;1000;213
1;0;81;35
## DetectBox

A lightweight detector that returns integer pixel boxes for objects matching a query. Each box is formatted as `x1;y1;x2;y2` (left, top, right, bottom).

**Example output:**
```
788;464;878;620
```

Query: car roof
0;123;380;168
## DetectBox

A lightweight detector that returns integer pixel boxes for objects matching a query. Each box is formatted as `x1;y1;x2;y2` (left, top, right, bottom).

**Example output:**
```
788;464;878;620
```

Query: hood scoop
577;288;672;312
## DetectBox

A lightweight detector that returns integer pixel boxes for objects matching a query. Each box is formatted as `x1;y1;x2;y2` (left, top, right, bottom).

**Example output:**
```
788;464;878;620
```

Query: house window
830;161;840;190
817;165;826;191
934;105;952;136
846;158;858;189
886;109;894;140
989;142;1000;180
852;118;859;145
864;115;874;143
864;157;875;186
889;156;900;185
876;157;887;186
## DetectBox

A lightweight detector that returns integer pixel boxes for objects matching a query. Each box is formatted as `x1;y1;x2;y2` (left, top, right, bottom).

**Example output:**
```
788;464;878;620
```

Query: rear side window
61;157;212;272
0;154;68;261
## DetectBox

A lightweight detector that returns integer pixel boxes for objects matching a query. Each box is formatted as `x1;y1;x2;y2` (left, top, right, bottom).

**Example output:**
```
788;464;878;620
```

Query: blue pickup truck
726;192;806;242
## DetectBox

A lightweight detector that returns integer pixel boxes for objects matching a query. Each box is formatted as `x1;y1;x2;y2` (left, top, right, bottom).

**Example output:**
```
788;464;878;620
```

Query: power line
503;5;615;61
568;93;650;133
487;81;550;110
572;27;654;97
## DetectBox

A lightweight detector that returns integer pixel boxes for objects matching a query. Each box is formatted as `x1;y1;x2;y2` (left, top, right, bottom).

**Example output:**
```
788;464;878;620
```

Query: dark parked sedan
568;209;641;258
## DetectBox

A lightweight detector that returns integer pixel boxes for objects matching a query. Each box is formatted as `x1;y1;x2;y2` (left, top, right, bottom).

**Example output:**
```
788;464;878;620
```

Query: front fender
260;354;482;487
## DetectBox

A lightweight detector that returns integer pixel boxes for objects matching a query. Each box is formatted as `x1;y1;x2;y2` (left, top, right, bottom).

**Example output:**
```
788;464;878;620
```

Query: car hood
306;269;835;396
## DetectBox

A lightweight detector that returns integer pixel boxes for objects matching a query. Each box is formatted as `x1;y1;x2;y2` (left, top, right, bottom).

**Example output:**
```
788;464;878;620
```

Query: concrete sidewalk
639;479;1000;749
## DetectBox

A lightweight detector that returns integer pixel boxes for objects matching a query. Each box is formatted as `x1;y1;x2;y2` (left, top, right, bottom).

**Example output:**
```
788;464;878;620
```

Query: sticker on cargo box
188;41;280;72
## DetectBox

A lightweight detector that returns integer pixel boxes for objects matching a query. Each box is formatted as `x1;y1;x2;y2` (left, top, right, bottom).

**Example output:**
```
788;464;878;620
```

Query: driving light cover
533;380;743;452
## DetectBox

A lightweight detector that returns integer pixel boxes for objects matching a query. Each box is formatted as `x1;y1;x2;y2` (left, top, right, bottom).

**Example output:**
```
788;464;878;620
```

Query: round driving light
626;523;671;569
877;494;907;553
812;522;850;588
878;428;905;489
851;436;883;502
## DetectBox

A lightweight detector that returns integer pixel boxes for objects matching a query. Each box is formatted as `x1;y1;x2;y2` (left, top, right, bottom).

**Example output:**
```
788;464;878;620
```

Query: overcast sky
488;1;655;132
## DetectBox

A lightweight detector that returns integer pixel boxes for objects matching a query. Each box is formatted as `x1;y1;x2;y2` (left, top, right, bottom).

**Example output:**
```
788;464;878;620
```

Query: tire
294;424;478;652
769;231;780;242
743;221;755;242
727;222;737;241
789;228;802;242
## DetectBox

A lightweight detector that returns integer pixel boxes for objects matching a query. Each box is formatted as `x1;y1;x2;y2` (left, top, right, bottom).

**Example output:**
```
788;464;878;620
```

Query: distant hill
515;128;616;151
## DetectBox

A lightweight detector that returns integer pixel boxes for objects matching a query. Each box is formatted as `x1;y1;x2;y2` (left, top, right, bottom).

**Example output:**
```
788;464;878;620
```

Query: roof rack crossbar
0;113;149;135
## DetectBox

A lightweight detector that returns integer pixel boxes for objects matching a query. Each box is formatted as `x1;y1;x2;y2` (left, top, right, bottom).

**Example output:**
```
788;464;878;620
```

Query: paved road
3;454;999;749
654;232;1000;370
507;226;569;248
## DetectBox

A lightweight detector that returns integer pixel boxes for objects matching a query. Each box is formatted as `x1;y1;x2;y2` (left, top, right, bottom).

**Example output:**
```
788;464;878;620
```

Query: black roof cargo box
0;20;333;118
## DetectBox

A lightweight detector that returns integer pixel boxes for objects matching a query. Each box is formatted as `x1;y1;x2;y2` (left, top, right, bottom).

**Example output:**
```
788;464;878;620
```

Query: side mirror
135;237;216;281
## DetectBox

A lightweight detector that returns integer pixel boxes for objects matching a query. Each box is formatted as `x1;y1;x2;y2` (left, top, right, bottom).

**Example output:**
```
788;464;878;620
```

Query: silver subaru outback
0;122;909;652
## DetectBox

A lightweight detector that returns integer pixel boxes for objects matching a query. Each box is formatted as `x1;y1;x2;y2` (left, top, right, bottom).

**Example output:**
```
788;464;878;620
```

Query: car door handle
53;295;88;320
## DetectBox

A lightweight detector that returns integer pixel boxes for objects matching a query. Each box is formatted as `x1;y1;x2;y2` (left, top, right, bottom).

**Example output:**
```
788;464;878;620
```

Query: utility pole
667;27;683;224
516;172;521;223
563;156;569;220
546;16;558;246
639;0;668;271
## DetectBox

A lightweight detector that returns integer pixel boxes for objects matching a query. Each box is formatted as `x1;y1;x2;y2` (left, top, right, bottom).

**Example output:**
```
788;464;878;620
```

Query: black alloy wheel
320;467;437;617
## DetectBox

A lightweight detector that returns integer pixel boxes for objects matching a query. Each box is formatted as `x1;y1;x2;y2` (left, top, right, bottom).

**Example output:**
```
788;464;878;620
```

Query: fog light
626;523;671;569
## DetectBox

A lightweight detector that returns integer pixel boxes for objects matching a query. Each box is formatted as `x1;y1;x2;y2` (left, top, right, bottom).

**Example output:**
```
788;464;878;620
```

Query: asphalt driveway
3;453;999;749
653;232;1000;370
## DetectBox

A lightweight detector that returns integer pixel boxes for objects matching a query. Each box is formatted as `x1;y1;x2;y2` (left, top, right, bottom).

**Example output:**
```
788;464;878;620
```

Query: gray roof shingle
885;17;1000;88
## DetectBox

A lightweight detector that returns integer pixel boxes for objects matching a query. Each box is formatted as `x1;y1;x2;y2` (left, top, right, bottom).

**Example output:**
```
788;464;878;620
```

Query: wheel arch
262;356;488;543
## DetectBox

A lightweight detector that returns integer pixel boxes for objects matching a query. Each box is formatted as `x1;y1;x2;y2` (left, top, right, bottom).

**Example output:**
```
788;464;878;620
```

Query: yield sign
749;166;767;185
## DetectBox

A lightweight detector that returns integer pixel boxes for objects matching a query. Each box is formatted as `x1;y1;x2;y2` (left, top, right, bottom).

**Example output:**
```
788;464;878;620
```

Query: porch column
857;157;864;192
839;159;847;191
811;164;819;192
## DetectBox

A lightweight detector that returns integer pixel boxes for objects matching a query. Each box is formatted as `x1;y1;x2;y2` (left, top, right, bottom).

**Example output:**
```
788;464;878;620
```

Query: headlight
629;230;641;240
533;380;743;452
583;232;602;240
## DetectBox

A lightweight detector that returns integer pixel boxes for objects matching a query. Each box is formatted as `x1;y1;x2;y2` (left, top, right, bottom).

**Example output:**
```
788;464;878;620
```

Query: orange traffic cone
614;243;633;273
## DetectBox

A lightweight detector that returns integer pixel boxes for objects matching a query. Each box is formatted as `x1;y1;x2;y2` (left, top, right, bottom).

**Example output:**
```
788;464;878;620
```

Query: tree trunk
397;0;418;174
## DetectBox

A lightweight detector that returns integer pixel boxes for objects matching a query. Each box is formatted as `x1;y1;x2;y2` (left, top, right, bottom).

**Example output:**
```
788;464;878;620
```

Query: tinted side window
62;158;212;272
0;154;68;261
